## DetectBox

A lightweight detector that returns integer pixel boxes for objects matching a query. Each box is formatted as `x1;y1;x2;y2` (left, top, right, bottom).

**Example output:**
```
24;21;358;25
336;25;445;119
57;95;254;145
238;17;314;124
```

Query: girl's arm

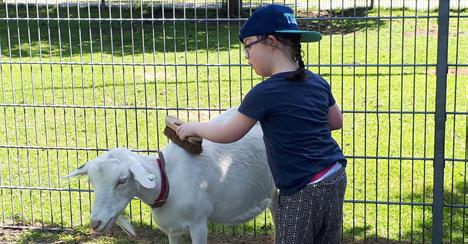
176;111;257;143
328;103;343;130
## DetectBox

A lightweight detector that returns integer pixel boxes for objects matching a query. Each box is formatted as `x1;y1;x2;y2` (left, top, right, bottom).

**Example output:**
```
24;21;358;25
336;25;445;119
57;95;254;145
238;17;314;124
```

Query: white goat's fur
67;109;277;244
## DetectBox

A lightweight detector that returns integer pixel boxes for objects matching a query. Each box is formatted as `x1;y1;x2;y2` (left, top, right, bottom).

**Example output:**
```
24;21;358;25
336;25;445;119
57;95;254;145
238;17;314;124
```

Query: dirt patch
429;67;468;76
0;228;23;243
448;67;468;75
208;233;274;244
405;29;438;37
405;29;468;37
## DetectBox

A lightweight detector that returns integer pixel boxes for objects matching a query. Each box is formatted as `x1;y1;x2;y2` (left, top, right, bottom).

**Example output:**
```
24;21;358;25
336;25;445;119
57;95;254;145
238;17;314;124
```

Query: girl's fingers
176;125;183;139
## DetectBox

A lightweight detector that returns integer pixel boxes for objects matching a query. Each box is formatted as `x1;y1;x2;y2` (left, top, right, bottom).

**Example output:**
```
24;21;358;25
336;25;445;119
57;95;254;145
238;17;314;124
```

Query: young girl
177;4;347;243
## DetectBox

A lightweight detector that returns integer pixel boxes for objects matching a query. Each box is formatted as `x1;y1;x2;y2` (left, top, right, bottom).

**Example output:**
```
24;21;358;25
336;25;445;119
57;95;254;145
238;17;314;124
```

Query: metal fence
0;0;466;243
4;0;468;10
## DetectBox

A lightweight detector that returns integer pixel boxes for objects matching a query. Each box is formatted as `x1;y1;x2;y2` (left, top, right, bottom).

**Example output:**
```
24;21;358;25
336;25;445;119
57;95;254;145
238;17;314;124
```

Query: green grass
0;3;467;243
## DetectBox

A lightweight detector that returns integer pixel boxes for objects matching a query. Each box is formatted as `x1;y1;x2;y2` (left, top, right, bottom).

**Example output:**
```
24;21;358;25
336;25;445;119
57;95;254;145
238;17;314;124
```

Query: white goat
67;109;277;244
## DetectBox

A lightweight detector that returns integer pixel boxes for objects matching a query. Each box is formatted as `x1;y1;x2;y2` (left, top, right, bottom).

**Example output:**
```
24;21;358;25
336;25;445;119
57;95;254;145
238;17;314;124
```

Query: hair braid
270;34;307;81
286;36;306;81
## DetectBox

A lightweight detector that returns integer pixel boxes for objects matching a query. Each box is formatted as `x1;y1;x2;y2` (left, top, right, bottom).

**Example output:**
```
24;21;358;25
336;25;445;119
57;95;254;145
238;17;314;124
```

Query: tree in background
226;0;242;17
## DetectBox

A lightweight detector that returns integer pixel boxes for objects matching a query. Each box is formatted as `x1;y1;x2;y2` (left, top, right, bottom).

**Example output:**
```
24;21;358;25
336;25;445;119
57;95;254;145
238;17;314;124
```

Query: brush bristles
164;126;202;155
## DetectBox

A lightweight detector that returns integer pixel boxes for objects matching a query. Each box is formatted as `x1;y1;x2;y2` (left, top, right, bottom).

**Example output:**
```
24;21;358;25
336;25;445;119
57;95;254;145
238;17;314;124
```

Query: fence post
432;0;450;243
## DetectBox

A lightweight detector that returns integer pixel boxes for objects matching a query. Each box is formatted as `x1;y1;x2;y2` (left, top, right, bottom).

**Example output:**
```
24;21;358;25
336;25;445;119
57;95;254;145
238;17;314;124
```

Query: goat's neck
133;155;165;205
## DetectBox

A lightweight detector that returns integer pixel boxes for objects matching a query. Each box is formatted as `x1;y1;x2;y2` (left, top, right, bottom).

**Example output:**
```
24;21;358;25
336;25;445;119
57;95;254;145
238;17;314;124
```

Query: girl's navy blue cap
239;4;322;43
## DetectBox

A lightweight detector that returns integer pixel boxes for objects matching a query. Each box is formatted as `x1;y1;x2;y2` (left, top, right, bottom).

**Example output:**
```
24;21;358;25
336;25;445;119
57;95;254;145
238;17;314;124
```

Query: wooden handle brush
164;115;203;155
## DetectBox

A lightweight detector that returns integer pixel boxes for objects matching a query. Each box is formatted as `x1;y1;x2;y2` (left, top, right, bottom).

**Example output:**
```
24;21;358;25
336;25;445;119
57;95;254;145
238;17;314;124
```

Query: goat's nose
91;220;101;231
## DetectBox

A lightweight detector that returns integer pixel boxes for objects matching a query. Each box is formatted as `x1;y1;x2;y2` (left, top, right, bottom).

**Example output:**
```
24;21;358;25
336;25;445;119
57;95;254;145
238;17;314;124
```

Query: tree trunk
227;0;242;17
100;0;106;10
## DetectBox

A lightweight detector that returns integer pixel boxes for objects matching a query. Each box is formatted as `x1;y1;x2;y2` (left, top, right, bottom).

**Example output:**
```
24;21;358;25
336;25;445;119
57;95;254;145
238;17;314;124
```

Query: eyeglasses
243;37;267;59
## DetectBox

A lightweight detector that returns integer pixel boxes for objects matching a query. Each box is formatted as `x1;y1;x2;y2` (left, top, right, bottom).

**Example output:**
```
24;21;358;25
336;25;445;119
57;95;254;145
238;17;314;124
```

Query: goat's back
161;109;275;225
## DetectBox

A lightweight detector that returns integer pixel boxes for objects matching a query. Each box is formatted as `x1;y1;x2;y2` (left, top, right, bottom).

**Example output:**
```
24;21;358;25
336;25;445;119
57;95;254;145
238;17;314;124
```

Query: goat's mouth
95;216;116;233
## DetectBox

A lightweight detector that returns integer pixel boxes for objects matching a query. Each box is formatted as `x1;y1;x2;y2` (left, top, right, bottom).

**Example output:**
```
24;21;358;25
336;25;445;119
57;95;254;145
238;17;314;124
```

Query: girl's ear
267;35;278;46
266;35;278;46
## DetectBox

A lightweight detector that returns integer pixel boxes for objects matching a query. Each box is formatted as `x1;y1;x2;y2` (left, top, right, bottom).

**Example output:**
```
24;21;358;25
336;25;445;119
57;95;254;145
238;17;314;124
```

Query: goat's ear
129;163;156;189
66;164;89;178
111;149;156;189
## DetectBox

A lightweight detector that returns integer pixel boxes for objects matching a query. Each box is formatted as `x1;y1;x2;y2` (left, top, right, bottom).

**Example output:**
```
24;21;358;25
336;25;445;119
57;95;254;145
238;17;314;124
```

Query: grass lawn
0;3;467;243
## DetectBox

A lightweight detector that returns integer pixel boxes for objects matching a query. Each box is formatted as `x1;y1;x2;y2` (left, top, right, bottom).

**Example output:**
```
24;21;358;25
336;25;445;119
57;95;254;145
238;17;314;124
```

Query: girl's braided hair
271;33;306;81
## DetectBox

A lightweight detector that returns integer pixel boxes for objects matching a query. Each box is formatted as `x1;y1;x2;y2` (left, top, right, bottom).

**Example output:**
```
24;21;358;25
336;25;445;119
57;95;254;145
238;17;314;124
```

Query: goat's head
67;148;157;236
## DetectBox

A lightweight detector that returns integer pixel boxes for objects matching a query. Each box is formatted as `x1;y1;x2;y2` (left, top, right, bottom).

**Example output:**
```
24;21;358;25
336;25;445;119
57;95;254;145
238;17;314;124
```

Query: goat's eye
116;177;127;186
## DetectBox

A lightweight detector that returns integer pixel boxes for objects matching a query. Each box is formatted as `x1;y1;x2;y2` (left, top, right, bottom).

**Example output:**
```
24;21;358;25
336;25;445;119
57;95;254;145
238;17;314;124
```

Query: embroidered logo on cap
283;13;297;25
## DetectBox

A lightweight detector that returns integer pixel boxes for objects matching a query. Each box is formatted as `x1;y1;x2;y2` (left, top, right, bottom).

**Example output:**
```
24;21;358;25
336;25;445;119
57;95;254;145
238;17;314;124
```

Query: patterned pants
275;167;347;244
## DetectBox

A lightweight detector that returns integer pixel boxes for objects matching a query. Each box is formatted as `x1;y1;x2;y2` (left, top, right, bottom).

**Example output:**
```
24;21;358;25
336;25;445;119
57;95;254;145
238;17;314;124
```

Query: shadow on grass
0;4;385;58
340;177;467;243
343;224;371;241
395;181;466;243
342;224;412;243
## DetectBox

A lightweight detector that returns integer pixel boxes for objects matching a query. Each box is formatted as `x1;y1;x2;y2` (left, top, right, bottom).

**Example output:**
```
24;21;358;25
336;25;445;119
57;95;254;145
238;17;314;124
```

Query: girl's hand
174;111;256;143
176;122;198;140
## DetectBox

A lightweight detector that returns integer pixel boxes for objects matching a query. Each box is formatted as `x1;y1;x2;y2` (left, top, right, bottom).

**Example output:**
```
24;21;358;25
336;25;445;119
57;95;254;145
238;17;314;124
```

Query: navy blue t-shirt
238;70;347;195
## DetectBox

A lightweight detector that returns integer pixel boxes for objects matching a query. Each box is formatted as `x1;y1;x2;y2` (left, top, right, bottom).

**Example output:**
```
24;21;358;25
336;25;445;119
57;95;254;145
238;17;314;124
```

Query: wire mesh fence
0;0;467;242
3;0;468;10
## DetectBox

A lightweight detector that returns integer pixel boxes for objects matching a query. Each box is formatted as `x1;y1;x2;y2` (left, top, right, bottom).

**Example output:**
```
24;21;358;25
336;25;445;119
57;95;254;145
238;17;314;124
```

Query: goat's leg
188;221;208;244
168;233;183;244
269;189;279;227
269;189;279;242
